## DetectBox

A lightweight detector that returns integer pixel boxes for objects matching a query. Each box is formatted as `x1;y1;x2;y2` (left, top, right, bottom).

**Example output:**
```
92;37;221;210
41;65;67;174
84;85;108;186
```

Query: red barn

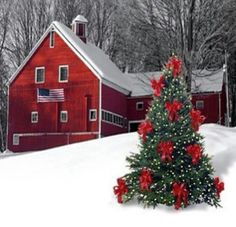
7;15;227;152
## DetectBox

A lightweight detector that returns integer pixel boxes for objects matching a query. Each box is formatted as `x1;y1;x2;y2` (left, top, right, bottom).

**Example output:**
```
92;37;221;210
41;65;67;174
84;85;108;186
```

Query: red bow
113;178;128;203
150;76;165;97
157;141;173;162
165;100;182;122
186;144;201;164
138;121;153;142
189;109;205;131
166;56;182;77
139;168;152;191
213;177;224;198
172;182;188;210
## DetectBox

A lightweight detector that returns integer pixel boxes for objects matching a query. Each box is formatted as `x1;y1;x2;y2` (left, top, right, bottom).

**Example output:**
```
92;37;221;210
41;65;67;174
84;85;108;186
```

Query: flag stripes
37;88;65;102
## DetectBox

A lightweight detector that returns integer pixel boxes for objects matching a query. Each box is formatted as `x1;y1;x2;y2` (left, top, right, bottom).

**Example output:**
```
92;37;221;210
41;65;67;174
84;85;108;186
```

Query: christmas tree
113;56;224;209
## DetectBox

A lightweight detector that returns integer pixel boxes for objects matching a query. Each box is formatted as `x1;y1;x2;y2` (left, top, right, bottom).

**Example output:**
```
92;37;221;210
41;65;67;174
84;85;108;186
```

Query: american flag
37;88;65;102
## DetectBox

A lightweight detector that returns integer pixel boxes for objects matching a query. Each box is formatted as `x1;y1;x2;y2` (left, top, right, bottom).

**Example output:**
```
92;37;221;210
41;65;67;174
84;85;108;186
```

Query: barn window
101;110;124;127
35;67;45;84
31;111;38;123
59;65;69;82
136;102;144;111
89;109;97;121
13;134;19;146
196;100;204;109
49;31;55;48
60;111;68;123
76;23;86;37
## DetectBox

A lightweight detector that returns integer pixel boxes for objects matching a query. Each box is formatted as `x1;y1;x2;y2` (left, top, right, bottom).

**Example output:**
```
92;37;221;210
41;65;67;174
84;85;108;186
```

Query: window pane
36;68;44;83
50;31;54;47
59;67;68;81
60;111;68;122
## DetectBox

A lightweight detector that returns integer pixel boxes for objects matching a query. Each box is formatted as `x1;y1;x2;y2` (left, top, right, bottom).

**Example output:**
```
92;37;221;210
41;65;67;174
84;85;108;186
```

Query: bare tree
0;0;12;151
6;0;53;69
126;0;236;90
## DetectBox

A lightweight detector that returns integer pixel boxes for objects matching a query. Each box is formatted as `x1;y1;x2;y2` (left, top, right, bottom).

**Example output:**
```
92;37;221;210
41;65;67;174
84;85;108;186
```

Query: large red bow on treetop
157;141;174;162
165;100;182;122
189;109;205;131
172;182;188;210
139;168;152;191
113;178;128;203
150;76;165;97
213;177;224;198
138;121;153;142
166;56;182;77
186;144;202;165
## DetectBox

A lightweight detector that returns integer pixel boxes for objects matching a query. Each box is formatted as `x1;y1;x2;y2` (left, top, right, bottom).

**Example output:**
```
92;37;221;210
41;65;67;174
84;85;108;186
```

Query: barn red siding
8;32;100;152
192;92;226;124
127;97;152;121
101;84;127;136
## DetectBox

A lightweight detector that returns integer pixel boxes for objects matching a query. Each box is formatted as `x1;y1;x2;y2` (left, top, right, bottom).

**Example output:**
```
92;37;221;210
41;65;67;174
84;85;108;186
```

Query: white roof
126;69;224;97
72;15;88;23
53;22;131;94
126;72;162;97
191;69;224;93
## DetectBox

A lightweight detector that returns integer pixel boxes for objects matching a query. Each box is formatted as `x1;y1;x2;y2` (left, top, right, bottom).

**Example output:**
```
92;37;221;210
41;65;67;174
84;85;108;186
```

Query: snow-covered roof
125;72;162;97
191;69;224;93
126;69;224;97
72;15;88;23
53;22;131;94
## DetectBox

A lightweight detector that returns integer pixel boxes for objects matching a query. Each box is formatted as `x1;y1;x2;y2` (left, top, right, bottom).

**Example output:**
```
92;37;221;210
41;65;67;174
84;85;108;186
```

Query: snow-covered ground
0;124;236;227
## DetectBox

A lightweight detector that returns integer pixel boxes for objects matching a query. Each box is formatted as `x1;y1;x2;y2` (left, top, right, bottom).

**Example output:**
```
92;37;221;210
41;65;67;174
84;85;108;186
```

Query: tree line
0;0;236;151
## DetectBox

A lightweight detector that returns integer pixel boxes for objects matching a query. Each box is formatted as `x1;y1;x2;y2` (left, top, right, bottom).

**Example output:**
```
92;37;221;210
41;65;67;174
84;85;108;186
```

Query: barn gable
9;21;131;95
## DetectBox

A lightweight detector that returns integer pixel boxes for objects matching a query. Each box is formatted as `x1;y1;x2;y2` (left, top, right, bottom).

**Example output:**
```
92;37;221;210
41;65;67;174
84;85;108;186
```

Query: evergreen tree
113;56;224;209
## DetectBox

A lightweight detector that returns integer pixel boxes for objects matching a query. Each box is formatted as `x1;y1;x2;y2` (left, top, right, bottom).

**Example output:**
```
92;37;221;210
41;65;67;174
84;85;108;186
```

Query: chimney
72;15;88;43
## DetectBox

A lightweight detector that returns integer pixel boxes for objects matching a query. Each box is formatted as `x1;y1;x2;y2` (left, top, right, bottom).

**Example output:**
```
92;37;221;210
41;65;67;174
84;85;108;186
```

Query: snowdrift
0;124;235;227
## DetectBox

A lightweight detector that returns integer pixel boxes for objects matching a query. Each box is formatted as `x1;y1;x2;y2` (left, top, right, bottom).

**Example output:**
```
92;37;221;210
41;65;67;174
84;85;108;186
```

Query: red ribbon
186;144;201;164
113;178;128;203
165;100;182;122
166;56;182;77
150;76;165;97
172;182;188;209
139;168;152;191
189;109;205;131
157;141;173;162
138;121;153;142
213;177;224;198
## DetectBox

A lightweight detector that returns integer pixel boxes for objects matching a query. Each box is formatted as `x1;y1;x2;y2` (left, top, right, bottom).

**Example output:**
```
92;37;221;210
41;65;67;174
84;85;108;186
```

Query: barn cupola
72;15;88;43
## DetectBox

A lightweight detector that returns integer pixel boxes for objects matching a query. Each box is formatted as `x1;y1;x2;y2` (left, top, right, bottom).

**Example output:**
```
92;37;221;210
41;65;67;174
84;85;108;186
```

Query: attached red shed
125;70;226;132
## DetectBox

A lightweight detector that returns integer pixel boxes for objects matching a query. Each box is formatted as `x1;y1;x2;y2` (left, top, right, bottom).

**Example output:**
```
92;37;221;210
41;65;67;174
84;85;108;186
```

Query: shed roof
125;69;224;97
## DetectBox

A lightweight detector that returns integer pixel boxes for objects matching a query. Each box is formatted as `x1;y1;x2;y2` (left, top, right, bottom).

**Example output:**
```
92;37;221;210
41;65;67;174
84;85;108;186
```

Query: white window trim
60;111;68;123
196;100;204;109
89;109;97;122
31;111;38;123
136;101;144;111
13;134;19;146
58;65;69;83
49;30;55;48
101;109;124;128
35;67;45;84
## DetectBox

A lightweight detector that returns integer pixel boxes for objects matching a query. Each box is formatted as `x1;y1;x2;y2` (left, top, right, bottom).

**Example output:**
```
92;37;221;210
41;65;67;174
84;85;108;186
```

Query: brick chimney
72;15;88;43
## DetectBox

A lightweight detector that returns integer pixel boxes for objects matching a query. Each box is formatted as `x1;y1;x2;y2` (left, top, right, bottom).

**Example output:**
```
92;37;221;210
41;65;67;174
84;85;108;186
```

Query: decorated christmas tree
113;56;224;209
